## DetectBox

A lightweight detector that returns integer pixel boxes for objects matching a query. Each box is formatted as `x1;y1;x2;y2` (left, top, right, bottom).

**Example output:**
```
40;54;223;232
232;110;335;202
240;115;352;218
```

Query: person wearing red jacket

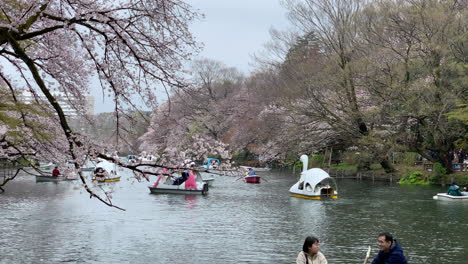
52;166;60;177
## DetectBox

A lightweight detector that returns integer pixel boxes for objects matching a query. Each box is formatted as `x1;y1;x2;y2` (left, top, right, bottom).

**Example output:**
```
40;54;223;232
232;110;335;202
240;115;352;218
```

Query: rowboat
433;192;468;201
35;175;77;182
289;155;338;200
244;175;261;184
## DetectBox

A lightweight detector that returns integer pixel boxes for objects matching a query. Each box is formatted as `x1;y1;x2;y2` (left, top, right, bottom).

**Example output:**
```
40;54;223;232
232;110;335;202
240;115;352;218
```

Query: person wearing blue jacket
447;182;462;196
371;232;408;264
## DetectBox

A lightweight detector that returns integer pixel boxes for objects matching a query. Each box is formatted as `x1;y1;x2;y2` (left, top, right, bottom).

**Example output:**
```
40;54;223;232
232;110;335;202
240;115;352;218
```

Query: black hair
302;236;319;253
378;232;394;242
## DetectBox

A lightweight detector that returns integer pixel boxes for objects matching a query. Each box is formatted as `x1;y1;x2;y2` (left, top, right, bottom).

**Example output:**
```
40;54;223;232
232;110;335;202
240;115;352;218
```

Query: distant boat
433;192;468;201
92;176;121;183
92;159;121;183
244;175;261;184
35;162;55;171
80;159;96;172
203;158;220;169
202;177;215;187
149;170;209;195
289;155;338;200
35;175;77;182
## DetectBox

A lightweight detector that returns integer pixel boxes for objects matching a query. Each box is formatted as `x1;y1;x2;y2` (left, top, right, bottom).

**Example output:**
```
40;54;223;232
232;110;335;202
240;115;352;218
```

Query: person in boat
94;167;106;181
296;236;327;264
447;182;462;196
248;167;256;176
173;170;189;185
371;232;408;264
52;166;61;177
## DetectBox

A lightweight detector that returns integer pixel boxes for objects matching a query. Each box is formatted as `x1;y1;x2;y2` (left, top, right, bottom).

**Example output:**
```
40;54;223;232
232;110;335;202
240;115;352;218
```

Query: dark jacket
371;240;408;264
448;185;462;196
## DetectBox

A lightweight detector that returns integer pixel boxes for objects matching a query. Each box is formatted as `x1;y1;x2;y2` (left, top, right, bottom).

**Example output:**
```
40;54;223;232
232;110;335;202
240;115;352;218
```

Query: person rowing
52;166;61;177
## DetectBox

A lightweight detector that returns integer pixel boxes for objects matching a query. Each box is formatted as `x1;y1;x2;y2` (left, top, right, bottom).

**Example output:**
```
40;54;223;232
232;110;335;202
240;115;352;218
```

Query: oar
363;246;371;264
234;176;245;182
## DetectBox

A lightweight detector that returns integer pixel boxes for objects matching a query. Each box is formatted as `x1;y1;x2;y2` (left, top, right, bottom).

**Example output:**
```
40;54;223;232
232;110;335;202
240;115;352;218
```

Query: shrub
399;171;429;185
429;162;446;184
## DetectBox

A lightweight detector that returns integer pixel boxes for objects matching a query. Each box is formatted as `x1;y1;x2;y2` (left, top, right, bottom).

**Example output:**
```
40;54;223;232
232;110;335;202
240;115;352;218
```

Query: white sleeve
296;251;306;264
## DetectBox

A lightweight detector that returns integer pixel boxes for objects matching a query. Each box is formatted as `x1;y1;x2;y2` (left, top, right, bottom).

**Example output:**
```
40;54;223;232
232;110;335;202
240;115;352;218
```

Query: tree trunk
437;152;453;174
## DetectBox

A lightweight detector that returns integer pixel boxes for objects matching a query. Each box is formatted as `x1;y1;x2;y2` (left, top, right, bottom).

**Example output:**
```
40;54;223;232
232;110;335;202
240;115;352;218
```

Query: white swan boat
289;155;338;199
433;192;468;201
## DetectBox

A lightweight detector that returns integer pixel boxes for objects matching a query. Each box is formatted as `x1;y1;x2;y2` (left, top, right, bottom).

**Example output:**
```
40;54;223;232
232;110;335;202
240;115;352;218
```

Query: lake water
1;169;467;263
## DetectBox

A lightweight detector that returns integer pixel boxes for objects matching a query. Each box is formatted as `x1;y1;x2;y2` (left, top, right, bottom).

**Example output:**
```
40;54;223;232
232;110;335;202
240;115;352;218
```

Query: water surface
1;169;467;263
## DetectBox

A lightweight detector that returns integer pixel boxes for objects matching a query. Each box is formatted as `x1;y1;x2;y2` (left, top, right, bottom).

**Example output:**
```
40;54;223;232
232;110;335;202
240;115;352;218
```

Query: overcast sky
93;0;291;113
187;0;290;74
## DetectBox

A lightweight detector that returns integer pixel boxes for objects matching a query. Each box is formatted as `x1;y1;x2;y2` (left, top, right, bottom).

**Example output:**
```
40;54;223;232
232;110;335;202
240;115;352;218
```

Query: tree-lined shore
1;0;467;204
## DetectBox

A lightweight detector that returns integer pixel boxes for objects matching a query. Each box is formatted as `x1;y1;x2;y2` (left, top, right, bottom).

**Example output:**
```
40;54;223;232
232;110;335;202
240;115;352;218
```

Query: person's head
452;182;458;186
249;168;252;171
302;236;320;255
55;166;58;169
377;232;394;252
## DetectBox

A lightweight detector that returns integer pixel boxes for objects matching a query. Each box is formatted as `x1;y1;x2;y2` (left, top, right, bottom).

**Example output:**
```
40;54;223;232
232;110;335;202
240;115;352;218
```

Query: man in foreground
371;232;408;264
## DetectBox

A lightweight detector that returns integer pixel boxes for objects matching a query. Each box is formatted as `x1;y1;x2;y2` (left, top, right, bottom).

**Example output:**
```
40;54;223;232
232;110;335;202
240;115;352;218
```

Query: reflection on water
1;170;467;263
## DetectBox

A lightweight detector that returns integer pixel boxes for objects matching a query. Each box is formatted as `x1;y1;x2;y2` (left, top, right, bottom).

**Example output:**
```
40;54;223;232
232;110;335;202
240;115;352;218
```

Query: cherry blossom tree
139;59;243;167
0;0;200;209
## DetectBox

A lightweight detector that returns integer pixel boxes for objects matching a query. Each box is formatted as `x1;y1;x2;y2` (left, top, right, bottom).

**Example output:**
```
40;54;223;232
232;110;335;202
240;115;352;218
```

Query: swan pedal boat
92;176;121;183
289;155;338;200
92;159;121;183
433;192;468;201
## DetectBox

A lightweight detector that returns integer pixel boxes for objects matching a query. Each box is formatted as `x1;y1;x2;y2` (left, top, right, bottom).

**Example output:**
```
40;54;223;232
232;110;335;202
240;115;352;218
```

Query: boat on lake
433;192;468;201
35;175;77;182
92;159;121;183
203;158;220;169
80;159;96;172
242;167;261;184
289;155;338;199
149;170;208;195
202;177;215;187
37;162;55;170
244;175;261;184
